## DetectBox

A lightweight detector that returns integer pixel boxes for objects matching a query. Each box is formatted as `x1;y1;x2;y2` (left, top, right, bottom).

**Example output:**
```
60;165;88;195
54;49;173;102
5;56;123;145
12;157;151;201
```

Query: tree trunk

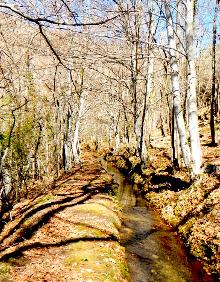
216;82;219;117
131;1;141;151
131;43;139;149
0;148;12;213
210;0;219;145
63;139;69;171
140;56;154;161
139;5;154;161
186;0;202;175
73;93;84;163
165;1;191;168
171;105;180;168
33;122;42;179
114;129;120;150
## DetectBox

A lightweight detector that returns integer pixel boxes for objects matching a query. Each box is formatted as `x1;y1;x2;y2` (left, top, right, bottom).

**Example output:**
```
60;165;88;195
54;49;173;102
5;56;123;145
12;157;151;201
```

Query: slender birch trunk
62;108;72;171
175;1;184;167
139;4;154;161
185;0;202;175
164;1;191;168
73;93;84;163
67;109;73;166
0;148;12;213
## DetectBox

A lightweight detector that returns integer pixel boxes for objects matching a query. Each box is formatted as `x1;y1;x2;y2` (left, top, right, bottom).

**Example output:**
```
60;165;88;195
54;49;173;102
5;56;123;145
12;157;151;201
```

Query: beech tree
164;0;191;169
185;0;202;175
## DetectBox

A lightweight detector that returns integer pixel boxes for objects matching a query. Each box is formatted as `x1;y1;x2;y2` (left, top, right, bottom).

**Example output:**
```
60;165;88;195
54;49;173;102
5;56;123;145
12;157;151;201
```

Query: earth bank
103;143;220;277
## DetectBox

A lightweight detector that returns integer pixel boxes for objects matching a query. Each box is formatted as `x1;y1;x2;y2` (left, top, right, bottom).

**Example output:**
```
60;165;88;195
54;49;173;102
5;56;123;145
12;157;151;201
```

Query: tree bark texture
165;1;191;168
186;0;202;175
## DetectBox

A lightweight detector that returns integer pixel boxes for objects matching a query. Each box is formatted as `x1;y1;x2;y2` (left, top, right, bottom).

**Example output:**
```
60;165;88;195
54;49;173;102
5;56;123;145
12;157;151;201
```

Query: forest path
0;152;129;281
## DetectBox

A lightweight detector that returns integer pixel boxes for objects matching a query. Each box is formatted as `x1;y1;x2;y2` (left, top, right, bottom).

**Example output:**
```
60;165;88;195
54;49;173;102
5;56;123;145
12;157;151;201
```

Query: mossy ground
64;241;129;281
0;262;11;281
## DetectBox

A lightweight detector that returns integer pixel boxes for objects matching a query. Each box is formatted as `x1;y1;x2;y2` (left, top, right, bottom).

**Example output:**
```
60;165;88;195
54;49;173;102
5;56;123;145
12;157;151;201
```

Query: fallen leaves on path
0;153;130;281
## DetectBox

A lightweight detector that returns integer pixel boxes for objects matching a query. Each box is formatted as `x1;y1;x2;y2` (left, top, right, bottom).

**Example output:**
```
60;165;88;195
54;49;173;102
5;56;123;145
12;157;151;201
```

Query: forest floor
0;124;219;281
145;125;220;276
104;122;220;277
0;153;129;282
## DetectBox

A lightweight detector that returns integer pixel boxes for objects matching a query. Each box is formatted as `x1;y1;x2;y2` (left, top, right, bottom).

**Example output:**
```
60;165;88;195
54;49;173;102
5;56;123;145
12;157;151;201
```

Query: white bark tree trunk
186;0;202;175
63;109;72;172
73;93;84;163
165;1;191;168
0;148;12;206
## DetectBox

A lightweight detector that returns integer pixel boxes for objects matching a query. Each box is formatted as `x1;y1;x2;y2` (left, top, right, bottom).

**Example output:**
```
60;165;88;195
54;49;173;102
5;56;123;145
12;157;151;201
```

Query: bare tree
210;0;220;145
185;0;202;175
164;0;191;169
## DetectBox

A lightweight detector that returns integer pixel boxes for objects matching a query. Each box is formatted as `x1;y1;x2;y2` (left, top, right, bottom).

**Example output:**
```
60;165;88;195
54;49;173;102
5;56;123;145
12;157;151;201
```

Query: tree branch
38;23;64;67
8;99;29;148
0;4;118;27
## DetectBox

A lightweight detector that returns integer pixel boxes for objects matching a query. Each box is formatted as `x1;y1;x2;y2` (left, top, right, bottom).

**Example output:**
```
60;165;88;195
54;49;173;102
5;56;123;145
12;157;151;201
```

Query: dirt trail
0;153;129;282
